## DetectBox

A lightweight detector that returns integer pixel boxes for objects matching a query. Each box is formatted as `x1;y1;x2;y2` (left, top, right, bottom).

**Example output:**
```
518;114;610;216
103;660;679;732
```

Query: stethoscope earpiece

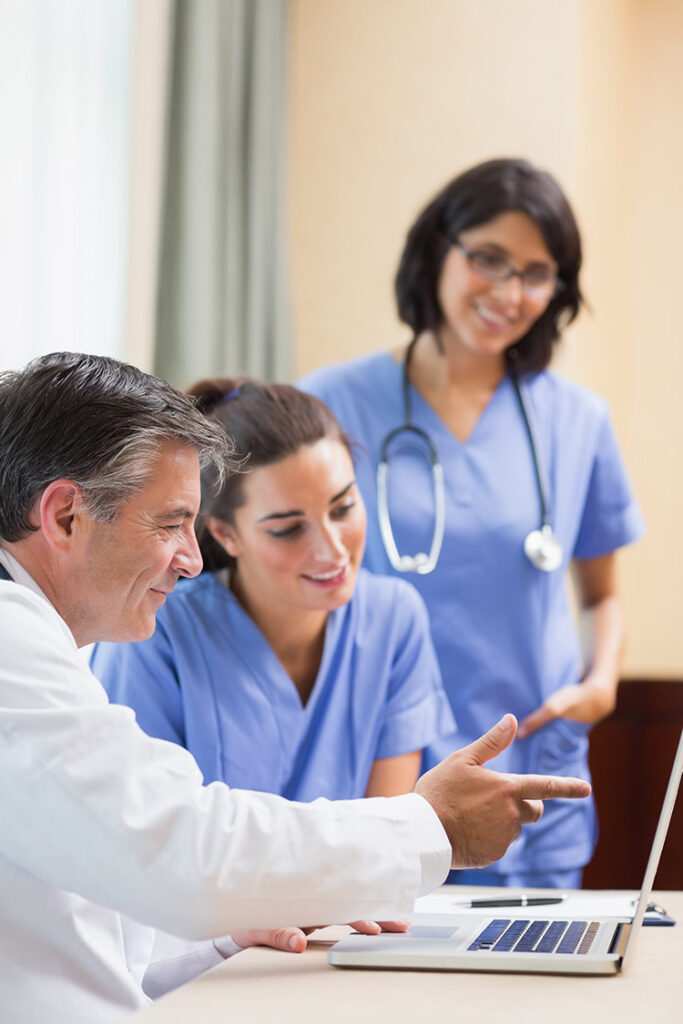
396;552;432;574
377;434;445;576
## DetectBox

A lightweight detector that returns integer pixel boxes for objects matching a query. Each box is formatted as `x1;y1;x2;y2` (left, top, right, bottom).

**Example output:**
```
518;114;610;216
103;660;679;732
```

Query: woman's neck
414;330;506;394
228;569;327;706
405;331;507;443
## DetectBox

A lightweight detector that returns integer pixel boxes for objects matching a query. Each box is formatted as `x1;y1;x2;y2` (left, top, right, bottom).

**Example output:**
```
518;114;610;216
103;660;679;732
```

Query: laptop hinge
610;922;631;957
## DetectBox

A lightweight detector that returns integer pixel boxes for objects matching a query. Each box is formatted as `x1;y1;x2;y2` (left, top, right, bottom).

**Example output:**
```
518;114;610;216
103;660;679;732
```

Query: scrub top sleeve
90;629;186;747
296;368;333;401
297;371;348;424
572;410;646;560
374;583;457;760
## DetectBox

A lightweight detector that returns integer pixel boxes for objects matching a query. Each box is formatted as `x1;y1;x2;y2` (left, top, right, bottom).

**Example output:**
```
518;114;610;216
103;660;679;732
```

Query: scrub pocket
531;717;590;776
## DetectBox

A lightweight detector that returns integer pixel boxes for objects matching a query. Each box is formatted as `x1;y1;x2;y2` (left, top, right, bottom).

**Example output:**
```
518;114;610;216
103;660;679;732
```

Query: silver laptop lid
621;728;683;970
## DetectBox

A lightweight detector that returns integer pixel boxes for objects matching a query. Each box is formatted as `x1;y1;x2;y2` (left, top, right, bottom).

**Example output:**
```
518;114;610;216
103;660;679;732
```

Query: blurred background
0;0;681;884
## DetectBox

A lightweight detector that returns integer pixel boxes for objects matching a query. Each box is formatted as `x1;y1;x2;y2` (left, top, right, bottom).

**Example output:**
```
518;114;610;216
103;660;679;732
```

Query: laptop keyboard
468;919;600;955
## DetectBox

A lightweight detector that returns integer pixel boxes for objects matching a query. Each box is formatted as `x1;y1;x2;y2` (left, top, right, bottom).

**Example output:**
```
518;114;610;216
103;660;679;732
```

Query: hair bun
187;378;241;413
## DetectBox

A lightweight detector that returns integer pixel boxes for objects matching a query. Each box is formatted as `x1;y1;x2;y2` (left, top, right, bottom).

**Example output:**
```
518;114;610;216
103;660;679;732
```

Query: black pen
453;895;567;909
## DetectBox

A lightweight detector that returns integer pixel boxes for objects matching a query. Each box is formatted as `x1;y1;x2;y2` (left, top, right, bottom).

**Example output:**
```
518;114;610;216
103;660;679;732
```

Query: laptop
329;729;683;976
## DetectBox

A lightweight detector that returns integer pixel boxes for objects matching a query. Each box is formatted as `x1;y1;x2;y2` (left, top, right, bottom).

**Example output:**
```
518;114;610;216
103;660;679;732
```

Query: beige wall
626;0;683;676
287;0;683;677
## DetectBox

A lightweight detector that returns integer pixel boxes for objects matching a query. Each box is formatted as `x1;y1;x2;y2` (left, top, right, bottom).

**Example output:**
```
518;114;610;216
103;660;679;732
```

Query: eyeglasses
453;239;563;300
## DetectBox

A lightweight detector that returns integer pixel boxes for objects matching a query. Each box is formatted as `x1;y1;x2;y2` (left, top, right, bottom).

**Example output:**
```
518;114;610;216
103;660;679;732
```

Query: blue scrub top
300;353;645;872
91;567;455;801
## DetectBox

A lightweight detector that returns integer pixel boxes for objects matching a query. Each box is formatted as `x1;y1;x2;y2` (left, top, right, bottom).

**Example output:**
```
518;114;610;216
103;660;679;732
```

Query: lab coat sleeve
141;936;226;1000
373;581;457;759
0;585;450;942
91;623;185;748
572;410;645;560
141;931;243;1000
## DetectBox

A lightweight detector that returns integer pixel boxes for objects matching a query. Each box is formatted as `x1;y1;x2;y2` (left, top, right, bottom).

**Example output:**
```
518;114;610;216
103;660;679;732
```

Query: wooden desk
131;890;682;1023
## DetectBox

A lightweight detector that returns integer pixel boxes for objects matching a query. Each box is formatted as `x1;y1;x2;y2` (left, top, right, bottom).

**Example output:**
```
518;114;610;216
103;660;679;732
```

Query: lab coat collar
0;547;64;616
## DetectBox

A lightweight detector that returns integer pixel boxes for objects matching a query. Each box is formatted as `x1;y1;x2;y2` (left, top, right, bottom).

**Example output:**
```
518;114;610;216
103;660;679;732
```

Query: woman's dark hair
189;377;351;572
395;158;583;373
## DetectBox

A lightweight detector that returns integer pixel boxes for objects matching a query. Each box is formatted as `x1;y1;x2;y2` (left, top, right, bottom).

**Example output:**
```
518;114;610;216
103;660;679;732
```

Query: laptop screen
621;729;683;970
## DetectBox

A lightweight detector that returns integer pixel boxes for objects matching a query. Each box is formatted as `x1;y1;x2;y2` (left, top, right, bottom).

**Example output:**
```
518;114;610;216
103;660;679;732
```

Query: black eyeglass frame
452;238;564;299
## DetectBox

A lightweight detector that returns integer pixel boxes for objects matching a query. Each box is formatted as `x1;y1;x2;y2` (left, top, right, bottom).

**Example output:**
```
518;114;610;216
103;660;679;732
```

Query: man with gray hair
0;353;590;1024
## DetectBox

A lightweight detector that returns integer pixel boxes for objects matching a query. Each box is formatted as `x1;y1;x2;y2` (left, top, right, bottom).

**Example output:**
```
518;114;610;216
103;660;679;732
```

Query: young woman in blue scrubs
299;158;645;887
91;380;455;801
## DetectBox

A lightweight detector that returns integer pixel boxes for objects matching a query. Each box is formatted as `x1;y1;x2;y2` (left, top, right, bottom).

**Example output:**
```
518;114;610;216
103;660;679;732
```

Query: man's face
67;441;203;645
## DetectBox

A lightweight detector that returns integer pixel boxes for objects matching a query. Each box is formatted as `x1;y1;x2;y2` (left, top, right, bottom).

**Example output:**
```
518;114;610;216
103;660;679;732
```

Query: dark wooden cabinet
583;679;683;890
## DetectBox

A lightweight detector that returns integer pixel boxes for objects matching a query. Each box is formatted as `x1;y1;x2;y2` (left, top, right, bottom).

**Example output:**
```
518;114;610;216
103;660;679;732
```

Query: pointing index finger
513;775;592;801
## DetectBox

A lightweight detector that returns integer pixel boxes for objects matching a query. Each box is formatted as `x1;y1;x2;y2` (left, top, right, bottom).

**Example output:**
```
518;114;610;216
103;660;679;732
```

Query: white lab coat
0;551;449;1024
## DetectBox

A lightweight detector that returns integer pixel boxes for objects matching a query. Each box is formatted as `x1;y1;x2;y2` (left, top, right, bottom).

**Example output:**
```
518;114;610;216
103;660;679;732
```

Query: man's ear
205;515;241;559
37;480;87;553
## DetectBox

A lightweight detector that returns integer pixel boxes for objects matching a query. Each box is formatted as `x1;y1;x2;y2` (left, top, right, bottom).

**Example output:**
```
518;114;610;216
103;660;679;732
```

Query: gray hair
0;352;234;542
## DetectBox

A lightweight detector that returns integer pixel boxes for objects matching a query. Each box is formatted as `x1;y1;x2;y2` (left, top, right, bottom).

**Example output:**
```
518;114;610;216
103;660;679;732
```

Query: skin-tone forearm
517;553;625;739
575;589;624;706
575;552;624;697
365;751;422;798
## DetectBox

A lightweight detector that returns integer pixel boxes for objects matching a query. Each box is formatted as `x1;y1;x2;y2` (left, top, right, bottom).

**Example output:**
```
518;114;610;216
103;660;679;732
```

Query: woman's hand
230;919;410;955
348;919;411;934
518;553;624;741
516;674;617;739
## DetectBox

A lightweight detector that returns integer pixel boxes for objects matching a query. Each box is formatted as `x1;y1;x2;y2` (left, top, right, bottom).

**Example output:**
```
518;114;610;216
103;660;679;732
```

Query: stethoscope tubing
511;374;551;529
376;341;563;574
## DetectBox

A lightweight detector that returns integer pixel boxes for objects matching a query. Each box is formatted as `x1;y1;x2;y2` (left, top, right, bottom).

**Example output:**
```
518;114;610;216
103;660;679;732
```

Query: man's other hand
231;919;409;954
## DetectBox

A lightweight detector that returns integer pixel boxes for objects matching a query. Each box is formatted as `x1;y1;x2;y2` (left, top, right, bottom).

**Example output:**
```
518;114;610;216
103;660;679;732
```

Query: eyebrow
256;480;356;522
155;507;196;523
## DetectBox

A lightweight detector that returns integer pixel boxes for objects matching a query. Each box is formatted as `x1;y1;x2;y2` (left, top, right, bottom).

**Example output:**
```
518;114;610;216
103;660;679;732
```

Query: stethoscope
376;344;564;575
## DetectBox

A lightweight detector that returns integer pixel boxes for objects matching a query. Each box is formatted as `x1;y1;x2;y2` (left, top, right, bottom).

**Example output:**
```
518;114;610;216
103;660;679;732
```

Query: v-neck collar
214;573;336;716
383;352;511;449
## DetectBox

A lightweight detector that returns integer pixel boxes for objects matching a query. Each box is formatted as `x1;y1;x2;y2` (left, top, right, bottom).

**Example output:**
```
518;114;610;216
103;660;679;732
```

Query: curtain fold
154;0;289;388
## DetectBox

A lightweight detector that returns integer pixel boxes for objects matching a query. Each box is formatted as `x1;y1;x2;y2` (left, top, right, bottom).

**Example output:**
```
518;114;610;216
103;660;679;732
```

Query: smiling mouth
473;301;514;327
151;575;180;597
301;564;349;585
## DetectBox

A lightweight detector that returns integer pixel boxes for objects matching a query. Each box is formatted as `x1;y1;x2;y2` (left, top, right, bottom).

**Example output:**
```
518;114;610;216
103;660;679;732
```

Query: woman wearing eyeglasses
299;158;644;888
91;380;455;804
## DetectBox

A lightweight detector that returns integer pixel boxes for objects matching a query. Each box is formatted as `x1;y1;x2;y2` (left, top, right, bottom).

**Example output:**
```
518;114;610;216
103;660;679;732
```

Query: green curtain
154;0;289;388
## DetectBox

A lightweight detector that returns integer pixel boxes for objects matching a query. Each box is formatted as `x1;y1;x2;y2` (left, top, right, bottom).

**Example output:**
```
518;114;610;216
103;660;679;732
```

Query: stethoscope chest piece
523;524;563;572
